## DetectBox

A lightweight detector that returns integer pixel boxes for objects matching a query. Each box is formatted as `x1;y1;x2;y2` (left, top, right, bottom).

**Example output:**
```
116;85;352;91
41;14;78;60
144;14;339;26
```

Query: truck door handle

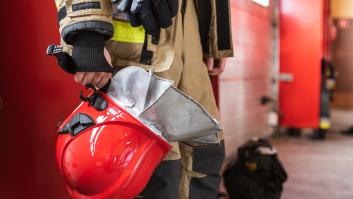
279;73;294;82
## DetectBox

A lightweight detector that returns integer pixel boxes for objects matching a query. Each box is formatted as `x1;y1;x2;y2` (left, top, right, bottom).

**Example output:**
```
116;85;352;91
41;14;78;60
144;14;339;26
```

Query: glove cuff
72;31;113;72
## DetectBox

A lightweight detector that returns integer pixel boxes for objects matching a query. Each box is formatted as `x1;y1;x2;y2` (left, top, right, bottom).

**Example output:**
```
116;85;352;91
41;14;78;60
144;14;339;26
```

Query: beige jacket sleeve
195;0;234;58
55;0;114;45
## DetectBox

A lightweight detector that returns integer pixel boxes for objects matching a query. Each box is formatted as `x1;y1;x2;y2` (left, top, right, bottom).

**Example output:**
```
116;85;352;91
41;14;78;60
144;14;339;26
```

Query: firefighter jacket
55;0;233;72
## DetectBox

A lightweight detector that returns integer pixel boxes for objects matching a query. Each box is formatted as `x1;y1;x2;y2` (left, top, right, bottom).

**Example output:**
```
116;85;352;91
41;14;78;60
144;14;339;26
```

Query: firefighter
310;58;336;140
54;0;233;198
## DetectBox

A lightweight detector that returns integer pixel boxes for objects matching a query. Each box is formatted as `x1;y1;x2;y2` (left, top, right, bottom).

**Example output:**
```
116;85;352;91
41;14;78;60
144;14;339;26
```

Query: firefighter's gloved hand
47;31;113;88
117;0;178;34
72;31;113;88
72;31;113;73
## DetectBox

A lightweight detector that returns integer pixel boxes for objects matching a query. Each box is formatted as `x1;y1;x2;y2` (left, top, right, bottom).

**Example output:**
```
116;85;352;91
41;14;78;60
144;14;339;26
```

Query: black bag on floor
223;138;287;199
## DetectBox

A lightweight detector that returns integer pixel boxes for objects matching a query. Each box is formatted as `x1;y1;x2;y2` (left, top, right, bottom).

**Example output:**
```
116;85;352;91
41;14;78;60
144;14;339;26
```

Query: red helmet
55;66;222;199
56;90;171;199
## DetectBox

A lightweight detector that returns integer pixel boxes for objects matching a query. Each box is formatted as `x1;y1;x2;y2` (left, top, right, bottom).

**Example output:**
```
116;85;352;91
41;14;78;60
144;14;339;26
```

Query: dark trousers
139;142;225;199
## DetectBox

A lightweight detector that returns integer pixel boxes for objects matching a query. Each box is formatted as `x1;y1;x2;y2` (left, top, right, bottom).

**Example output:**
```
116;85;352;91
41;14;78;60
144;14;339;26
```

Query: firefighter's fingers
209;68;223;76
96;73;112;88
204;57;214;71
81;72;96;86
74;72;85;84
74;72;111;88
215;58;227;73
91;73;103;87
209;58;227;76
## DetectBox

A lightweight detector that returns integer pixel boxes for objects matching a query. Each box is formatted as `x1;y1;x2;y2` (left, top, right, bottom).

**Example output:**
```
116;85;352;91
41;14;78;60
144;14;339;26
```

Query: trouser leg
138;160;182;199
178;0;225;198
140;0;225;198
183;142;225;199
138;1;184;198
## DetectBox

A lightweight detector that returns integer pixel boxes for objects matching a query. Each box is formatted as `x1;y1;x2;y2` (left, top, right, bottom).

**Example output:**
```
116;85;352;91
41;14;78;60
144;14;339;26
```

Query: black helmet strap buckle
80;84;108;111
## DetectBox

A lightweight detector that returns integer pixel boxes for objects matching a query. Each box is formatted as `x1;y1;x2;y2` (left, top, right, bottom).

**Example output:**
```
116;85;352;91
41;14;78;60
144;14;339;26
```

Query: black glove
117;0;178;34
71;31;113;73
47;31;113;74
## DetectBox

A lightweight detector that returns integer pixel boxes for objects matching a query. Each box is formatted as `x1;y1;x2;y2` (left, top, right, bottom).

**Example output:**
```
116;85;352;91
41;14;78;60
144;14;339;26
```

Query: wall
221;0;275;155
331;0;353;18
331;0;353;108
333;20;353;87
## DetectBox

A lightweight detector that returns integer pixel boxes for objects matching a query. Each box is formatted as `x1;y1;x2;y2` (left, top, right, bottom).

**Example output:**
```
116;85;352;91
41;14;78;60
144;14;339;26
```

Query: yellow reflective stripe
111;20;145;43
245;162;257;171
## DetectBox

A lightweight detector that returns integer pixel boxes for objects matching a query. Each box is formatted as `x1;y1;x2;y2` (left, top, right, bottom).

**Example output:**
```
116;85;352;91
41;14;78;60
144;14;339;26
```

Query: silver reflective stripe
108;66;173;116
139;87;222;143
257;147;278;155
107;66;222;145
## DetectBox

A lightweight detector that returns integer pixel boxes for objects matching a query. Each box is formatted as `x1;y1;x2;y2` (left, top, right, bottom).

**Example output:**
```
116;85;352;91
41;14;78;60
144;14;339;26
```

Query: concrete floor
272;134;353;199
220;109;353;199
271;108;353;199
